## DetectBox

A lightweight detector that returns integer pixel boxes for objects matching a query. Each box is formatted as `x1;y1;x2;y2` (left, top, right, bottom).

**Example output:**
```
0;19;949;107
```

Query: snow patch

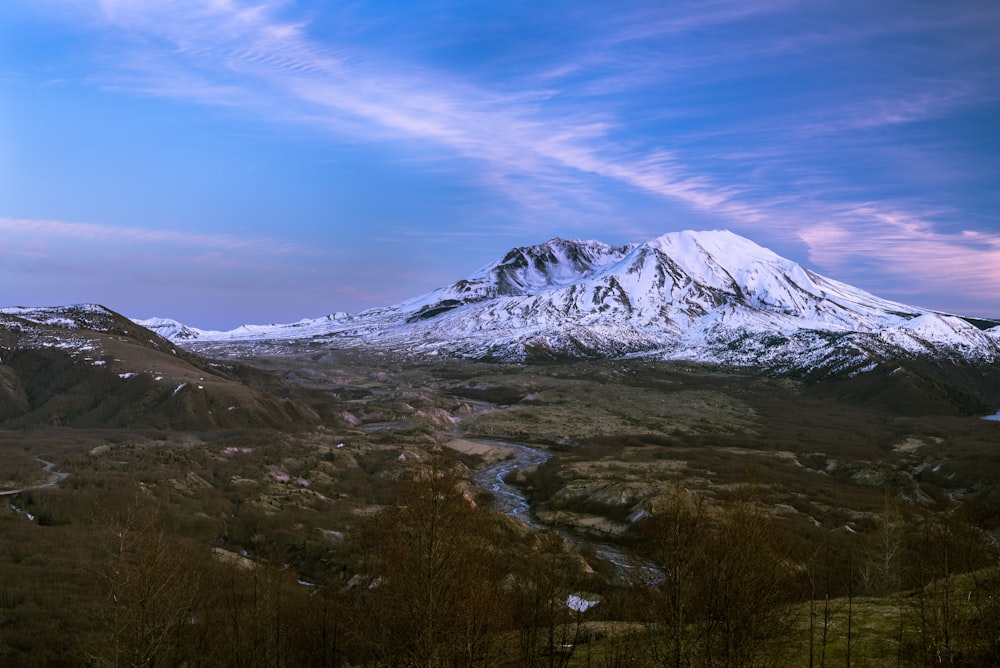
567;594;600;613
268;469;291;483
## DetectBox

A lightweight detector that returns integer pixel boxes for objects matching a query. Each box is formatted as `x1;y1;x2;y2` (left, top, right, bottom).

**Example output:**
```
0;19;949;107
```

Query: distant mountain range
138;230;1000;376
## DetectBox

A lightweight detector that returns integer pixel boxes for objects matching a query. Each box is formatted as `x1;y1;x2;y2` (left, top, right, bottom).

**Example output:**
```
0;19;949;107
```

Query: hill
0;304;322;430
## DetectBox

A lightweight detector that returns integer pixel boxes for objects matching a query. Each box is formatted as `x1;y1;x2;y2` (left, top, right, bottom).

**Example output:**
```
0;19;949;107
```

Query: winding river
0;457;68;499
464;436;645;578
469;438;550;528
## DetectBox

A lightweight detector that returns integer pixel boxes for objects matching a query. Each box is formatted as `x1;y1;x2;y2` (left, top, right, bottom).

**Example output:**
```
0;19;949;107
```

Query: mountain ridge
0;304;325;429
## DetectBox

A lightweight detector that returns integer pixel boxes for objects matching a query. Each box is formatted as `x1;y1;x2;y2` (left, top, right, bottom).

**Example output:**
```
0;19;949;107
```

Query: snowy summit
138;230;1000;374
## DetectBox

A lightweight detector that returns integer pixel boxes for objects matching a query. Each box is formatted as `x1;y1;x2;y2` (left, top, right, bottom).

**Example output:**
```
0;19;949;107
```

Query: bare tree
510;531;590;668
633;483;707;668
92;505;206;668
353;461;511;667
861;494;905;597
210;554;308;668
633;484;796;668
903;502;1000;667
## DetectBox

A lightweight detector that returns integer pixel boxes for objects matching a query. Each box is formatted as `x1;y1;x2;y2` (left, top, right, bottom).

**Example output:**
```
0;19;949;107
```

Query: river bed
468;438;550;528
465;437;646;578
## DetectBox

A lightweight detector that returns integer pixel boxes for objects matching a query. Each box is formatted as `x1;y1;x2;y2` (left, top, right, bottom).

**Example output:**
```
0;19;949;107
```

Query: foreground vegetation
2;351;999;666
3;457;998;667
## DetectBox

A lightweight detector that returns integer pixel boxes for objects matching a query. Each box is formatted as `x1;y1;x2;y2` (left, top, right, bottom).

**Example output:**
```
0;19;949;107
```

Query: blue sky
1;0;998;328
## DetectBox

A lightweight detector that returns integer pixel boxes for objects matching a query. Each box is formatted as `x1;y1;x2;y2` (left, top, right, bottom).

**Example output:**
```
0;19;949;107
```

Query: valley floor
2;350;999;665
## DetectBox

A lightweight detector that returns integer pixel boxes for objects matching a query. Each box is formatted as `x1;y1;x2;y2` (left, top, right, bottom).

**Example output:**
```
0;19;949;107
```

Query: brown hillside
0;306;326;430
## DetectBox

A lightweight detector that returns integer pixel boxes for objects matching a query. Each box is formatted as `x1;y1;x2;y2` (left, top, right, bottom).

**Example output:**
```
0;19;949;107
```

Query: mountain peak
481;237;633;297
134;317;211;341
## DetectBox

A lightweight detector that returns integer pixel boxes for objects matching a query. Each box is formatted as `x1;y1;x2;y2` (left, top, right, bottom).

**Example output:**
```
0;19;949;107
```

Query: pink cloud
0;216;291;252
799;207;1000;311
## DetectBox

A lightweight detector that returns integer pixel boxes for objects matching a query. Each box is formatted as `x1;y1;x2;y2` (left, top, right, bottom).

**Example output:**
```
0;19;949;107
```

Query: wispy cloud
0;214;350;325
604;0;797;44
791;80;992;138
79;0;997;244
0;216;293;252
799;207;1000;312
85;0;771;230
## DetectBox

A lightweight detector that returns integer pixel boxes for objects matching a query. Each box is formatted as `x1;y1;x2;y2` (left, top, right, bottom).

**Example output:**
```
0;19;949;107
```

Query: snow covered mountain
139;230;1000;375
